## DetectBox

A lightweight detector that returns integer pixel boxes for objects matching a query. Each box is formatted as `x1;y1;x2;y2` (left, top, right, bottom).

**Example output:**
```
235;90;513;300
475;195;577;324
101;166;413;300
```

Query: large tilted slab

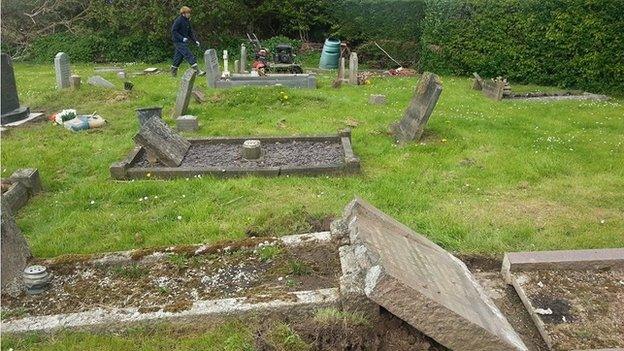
133;117;190;167
332;198;528;351
390;72;442;142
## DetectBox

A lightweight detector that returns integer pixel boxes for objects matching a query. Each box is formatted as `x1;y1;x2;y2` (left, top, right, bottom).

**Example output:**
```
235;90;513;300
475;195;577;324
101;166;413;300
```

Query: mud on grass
1;241;340;319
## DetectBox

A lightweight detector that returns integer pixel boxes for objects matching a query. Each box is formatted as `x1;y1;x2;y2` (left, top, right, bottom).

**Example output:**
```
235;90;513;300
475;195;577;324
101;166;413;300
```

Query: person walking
171;6;205;77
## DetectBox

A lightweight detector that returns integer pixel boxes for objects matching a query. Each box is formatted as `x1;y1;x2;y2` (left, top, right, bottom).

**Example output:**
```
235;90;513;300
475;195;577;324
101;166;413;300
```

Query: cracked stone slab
333;197;528;351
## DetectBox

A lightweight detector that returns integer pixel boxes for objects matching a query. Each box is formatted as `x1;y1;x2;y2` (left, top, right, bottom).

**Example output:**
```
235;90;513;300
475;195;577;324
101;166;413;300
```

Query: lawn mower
246;33;303;74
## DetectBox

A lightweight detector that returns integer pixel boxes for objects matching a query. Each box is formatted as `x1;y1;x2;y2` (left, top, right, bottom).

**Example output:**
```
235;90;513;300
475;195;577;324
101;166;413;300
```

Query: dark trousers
172;42;197;68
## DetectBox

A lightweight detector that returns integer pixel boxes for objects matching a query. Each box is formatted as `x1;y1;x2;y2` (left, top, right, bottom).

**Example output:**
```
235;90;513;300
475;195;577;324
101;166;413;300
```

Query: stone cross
240;44;247;73
204;49;221;88
171;69;197;118
332;198;528;351
348;52;358;85
390;72;443;142
133;117;191;167
54;52;71;90
1;54;30;125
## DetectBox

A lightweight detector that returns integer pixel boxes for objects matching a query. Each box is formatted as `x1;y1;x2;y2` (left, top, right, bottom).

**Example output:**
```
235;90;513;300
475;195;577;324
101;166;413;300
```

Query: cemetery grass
2;63;624;259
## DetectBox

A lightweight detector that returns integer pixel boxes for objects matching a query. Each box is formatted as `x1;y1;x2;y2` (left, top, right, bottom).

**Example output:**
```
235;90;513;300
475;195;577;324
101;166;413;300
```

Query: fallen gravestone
1;203;32;295
332;198;528;351
482;79;505;101
192;89;206;103
1;54;30;125
369;94;387;105
136;107;163;127
88;75;115;89
176;115;198;131
144;67;159;74
54;52;71;90
133;117;190;167
171;69;197;118
390;72;443;143
473;72;484;90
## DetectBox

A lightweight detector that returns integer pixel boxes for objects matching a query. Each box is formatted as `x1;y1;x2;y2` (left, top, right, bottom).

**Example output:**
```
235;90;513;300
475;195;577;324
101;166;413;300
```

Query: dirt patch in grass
1;241;340;319
518;269;624;350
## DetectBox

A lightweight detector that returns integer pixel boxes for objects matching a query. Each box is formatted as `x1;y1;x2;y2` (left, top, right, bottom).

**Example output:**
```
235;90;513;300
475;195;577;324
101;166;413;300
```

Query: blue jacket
171;15;197;44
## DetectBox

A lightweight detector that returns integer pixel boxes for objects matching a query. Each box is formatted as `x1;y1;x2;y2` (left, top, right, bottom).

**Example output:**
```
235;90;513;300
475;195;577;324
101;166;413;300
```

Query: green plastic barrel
319;38;341;69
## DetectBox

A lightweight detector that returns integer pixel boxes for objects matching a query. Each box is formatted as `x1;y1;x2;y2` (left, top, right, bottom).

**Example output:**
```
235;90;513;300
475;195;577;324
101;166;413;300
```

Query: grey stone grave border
110;131;360;180
1;169;42;214
501;248;624;351
1;232;337;334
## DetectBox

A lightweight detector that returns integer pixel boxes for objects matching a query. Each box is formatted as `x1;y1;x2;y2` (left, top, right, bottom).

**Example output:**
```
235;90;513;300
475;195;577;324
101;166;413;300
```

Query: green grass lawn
2;63;623;258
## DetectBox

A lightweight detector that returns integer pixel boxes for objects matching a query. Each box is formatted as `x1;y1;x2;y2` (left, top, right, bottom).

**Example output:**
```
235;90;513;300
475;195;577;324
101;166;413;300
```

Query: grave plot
1;233;341;333
111;118;360;180
474;73;609;101
502;249;624;351
204;49;317;89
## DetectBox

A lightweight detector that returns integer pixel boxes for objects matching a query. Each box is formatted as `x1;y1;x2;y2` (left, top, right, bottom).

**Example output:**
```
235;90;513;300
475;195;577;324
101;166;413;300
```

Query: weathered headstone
54;52;71;90
369;94;387;105
133;117;190;167
171;69;197;118
482;79;505;101
390;72;442;142
338;57;346;81
1;54;30;125
136;107;163;127
70;75;81;90
176;115;198;131
1;203;32;294
204;49;221;88
88;75;115;89
472;72;483;90
10;168;42;195
348;52;358;85
222;50;231;77
192;89;206;103
234;60;240;74
332;198;528;351
240;44;247;73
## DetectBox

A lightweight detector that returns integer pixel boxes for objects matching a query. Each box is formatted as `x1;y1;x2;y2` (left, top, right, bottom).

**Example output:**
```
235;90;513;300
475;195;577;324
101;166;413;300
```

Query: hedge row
421;0;624;93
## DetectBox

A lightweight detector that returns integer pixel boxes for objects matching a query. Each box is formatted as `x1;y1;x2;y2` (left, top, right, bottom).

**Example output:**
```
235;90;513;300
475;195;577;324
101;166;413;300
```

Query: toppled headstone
1;54;30;125
390;72;442;143
10;168;42;195
1;203;32;295
176;115;198;131
369;94;387;105
204;49;221;88
136;107;162;127
473;72;483;90
133;117;190;167
482;79;506;100
95;66;125;73
88;75;115;89
332;198;528;351
348;52;358;85
54;52;71;90
192;89;206;103
171;69;197;118
70;75;81;90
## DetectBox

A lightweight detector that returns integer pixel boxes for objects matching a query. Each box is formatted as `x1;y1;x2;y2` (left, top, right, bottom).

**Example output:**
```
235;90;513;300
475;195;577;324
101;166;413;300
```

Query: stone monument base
1;106;31;125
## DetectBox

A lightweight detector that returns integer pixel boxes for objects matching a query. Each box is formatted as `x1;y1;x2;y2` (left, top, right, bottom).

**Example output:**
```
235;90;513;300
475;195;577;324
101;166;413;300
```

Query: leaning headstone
1;203;32;295
369;94;387;105
204;49;221;88
472;72;484;90
88;75;115;89
348;52;358;85
171;69;197;118
482;79;505;101
1;54;30;125
54;52;71;90
332;198;528;351
133;117;190;167
192;89;206;103
390;72;442;143
240;44;247;73
176;115;198;131
70;75;81;90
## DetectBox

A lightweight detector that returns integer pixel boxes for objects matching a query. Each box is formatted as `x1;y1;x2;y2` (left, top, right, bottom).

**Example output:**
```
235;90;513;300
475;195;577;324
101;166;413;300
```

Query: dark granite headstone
204;49;221;88
390;72;443;142
171;69;197;118
1;54;30;125
133;117;190;167
332;198;528;351
1;202;32;293
54;52;71;90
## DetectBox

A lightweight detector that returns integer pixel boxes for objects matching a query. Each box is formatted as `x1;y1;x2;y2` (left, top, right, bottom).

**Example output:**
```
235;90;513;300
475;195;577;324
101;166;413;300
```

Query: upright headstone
332;198;528;351
240;44;247;73
1;203;32;294
204;49;221;88
1;54;30;125
338;57;346;81
222;50;231;77
234;60;240;74
171;69;197;118
133;117;191;167
348;52;358;85
70;75;81;90
390;72;443;143
54;52;71;90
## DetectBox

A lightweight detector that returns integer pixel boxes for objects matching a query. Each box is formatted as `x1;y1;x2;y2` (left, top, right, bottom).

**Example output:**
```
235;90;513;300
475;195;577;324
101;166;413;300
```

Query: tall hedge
421;0;624;93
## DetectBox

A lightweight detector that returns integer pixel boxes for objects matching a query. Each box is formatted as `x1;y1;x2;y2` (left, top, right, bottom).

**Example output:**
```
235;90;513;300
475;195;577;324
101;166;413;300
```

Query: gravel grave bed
518;268;624;350
132;141;345;168
1;240;340;320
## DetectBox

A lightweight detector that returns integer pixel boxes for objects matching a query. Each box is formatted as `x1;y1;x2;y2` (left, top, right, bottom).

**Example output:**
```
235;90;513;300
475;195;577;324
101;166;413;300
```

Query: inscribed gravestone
390;72;442;142
1;202;32;293
133;117;190;167
1;54;30;125
204;49;221;88
171;69;197;118
333;198;528;351
348;52;358;85
54;52;71;90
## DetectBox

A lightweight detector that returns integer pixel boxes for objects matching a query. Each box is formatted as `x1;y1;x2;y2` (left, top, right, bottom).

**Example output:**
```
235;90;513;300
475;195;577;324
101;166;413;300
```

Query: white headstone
240;44;247;73
222;50;230;77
